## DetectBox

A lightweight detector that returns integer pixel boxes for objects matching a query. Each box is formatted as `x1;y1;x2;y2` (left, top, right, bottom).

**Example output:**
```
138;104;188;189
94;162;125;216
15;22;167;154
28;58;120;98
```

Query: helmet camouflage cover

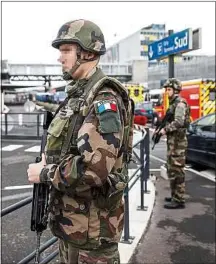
163;78;182;91
52;19;106;55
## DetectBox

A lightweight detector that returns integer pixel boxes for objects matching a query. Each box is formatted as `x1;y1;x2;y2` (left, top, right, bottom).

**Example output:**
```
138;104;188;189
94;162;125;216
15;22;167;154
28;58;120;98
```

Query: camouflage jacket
165;95;190;135
36;101;59;112
39;68;133;249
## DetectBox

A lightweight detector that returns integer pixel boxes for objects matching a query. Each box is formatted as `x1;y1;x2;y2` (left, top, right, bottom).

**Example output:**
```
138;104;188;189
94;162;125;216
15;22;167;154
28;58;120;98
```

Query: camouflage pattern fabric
39;68;132;260
36;101;59;112
163;78;182;91
52;19;106;55
164;95;190;203
59;239;120;264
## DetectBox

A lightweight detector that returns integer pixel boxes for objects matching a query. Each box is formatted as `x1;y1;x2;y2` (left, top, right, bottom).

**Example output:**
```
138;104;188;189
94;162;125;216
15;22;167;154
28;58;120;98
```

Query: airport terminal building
101;24;167;64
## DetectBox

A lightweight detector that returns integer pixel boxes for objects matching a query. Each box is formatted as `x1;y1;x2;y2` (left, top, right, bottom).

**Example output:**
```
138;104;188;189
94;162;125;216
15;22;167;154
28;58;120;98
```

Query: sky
2;1;215;64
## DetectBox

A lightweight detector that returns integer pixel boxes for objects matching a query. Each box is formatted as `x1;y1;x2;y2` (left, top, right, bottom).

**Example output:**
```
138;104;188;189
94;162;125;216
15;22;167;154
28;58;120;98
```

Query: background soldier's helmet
52;19;106;55
163;78;182;91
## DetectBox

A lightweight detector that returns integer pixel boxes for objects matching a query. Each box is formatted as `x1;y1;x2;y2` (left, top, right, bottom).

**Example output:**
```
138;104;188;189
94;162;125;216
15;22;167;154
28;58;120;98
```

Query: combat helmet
52;19;106;55
163;78;182;91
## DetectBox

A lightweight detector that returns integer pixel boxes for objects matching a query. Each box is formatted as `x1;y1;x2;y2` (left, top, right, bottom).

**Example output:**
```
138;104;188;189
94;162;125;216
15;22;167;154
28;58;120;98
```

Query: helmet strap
63;47;98;80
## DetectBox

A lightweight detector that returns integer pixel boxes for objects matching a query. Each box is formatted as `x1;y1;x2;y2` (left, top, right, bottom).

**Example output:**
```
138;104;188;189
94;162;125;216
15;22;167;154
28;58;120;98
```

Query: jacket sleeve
165;101;187;133
39;91;125;192
36;101;59;112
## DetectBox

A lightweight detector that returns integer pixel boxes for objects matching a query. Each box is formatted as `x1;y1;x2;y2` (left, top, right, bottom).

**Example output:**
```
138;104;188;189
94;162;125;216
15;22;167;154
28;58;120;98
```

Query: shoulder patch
96;100;117;114
94;99;121;134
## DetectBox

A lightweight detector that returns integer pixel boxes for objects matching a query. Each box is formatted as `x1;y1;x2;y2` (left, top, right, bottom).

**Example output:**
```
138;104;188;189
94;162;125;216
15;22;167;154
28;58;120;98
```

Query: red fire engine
149;78;215;122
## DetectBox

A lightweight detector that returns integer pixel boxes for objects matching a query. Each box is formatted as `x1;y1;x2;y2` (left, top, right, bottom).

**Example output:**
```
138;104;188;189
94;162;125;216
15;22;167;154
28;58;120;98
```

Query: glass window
196;114;215;127
194;114;216;132
211;123;216;132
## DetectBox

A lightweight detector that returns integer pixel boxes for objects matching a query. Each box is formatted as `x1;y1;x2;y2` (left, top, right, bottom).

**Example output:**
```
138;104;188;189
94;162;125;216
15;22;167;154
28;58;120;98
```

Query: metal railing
1;127;150;262
1;112;45;140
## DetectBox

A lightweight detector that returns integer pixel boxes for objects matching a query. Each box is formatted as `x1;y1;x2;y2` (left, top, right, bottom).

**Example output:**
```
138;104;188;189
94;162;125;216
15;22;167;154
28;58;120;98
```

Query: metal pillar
144;128;150;194
168;29;175;78
137;129;148;211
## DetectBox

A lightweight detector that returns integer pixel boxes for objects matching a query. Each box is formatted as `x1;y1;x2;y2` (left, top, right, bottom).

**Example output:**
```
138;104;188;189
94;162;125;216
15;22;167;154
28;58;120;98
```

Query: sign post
148;27;201;79
168;29;175;78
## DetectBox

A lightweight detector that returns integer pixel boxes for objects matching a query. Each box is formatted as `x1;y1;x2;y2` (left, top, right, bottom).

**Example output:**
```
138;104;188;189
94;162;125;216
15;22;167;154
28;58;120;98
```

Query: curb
119;178;156;263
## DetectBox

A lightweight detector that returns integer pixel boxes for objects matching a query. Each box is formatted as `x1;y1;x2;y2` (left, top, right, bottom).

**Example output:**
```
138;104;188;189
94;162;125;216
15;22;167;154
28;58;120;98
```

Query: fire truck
149;78;216;122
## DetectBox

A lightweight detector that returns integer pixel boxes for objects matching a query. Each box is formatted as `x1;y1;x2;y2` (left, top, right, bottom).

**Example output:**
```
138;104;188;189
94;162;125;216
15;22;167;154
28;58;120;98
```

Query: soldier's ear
81;51;98;61
81;50;97;60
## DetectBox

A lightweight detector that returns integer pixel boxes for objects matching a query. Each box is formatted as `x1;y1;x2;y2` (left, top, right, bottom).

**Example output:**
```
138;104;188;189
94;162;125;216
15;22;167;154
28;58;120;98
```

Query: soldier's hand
152;129;158;136
27;154;46;183
159;128;166;136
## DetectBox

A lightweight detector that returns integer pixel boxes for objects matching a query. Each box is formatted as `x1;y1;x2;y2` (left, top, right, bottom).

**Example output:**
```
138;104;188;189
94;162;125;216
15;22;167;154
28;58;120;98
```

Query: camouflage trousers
167;135;187;203
59;239;120;264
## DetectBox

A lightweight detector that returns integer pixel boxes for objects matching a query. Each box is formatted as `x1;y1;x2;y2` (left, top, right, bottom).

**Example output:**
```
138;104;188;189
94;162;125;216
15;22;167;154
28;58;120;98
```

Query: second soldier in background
156;78;190;209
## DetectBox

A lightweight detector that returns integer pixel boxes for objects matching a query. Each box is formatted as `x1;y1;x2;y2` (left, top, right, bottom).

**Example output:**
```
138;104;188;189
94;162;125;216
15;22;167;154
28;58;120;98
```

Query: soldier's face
166;87;174;98
58;44;78;72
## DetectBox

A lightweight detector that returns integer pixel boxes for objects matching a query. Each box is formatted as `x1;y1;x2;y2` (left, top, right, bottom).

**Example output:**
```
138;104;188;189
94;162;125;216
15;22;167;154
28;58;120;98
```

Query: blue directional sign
148;28;193;60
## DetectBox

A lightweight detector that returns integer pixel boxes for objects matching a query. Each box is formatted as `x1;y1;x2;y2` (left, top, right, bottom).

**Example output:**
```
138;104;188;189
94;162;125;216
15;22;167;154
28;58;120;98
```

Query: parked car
135;101;159;125
186;113;216;169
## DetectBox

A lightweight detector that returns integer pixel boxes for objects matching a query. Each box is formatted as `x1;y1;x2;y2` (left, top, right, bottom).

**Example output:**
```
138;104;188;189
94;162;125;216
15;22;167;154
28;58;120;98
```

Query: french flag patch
97;100;117;114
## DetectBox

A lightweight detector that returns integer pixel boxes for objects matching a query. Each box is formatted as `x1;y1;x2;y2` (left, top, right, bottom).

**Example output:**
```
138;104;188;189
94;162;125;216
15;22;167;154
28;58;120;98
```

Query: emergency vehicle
148;78;216;122
124;83;145;103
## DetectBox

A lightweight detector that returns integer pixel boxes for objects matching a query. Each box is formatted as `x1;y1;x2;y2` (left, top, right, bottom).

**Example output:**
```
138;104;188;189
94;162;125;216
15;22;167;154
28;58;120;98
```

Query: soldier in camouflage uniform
27;19;134;263
157;78;190;209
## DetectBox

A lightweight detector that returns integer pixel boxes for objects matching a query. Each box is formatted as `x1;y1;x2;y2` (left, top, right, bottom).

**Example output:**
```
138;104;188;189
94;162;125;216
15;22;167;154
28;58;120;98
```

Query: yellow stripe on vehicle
200;80;216;116
203;101;215;115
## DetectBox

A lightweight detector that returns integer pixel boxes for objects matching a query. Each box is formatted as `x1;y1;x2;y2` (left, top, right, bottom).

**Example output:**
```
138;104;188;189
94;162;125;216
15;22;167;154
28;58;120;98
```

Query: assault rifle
152;109;173;150
31;111;53;264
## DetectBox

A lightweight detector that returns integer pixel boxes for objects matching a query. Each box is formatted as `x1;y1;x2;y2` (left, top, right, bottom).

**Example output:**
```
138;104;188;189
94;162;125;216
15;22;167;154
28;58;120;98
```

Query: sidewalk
119;171;156;264
130;170;215;264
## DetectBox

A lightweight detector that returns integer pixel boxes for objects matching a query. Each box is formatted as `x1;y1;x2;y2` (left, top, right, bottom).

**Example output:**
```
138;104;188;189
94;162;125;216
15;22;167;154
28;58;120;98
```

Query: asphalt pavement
130;171;215;264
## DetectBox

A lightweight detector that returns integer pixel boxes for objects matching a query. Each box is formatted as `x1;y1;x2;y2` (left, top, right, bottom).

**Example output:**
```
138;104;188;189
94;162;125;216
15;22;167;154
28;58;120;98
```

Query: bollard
137;129;148;211
144;127;150;194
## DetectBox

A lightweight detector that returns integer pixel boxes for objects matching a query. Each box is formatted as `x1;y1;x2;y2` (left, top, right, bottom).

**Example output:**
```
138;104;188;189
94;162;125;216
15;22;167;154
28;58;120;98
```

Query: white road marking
150;154;166;163
24;146;40;152
4;185;33;190
150;169;161;172
187;168;215;182
1;192;32;202
2;145;24;151
150;154;215;182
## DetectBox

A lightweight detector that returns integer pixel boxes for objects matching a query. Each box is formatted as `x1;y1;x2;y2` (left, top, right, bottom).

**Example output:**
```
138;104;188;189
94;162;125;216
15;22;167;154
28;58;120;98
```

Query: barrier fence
1;112;45;140
1;116;150;263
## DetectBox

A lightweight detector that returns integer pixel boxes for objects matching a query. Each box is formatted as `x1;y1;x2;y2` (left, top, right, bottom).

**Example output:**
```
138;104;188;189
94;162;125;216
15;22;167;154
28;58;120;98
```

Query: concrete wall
101;30;141;63
131;60;148;83
118;31;141;62
148;56;215;89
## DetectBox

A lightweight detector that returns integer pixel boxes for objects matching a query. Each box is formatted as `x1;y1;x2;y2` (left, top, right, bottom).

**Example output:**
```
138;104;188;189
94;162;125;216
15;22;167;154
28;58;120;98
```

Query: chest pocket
46;115;70;155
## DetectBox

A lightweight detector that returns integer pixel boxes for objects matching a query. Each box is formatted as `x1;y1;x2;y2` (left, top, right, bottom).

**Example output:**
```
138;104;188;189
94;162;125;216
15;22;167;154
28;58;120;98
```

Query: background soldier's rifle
152;109;172;150
30;111;53;264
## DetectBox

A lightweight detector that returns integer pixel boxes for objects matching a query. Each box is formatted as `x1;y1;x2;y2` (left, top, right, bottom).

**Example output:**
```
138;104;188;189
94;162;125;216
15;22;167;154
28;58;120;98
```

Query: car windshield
135;102;153;110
